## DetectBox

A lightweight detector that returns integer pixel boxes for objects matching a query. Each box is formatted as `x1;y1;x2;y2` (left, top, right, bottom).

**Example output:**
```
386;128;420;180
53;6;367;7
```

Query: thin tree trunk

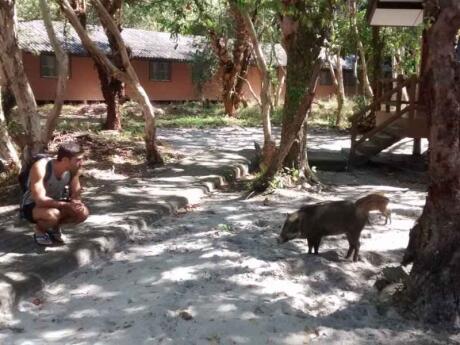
0;0;42;164
349;0;373;98
274;67;286;108
254;60;322;192
392;49;409;101
240;8;276;167
70;0;86;26
371;26;383;94
401;0;460;326
335;50;345;125
0;84;20;168
59;0;163;165
39;0;69;145
326;51;345;126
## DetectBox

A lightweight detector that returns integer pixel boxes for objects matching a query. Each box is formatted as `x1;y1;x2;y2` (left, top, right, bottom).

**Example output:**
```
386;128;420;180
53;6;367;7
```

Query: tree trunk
401;1;460;326
349;0;373;98
254;59;322;192
371;26;383;94
252;1;335;192
70;0;86;27
39;0;69;145
326;51;345;126
59;0;163;165
98;0;123;130
209;6;251;117
274;67;286;108
0;84;20;168
240;8;276;168
281;6;331;175
0;0;42;164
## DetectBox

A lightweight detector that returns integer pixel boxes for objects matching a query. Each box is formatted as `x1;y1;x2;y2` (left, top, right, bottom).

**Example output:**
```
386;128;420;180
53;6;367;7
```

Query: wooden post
413;138;422;156
396;74;403;115
408;75;417;121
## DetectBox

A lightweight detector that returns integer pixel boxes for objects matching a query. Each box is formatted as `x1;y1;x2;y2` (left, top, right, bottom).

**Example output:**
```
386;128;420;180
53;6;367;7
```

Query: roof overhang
367;0;424;27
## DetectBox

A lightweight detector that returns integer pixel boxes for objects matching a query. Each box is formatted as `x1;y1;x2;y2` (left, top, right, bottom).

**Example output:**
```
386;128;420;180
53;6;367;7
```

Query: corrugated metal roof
18;20;288;65
17;20;353;70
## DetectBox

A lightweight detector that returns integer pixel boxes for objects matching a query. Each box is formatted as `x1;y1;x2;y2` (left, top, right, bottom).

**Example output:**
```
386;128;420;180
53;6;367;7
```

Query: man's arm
69;171;82;201
29;160;68;209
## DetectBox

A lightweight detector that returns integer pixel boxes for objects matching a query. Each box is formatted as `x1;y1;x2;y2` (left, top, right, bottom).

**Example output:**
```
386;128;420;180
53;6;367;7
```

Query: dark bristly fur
278;193;390;261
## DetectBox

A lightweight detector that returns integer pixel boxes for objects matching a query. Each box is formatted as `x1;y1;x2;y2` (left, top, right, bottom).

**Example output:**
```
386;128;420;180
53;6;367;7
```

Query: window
40;54;71;79
149;60;171;81
40;54;57;78
343;70;356;87
319;70;333;86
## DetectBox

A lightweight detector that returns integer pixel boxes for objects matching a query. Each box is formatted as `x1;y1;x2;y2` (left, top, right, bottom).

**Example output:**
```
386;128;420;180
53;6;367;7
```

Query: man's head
57;142;84;173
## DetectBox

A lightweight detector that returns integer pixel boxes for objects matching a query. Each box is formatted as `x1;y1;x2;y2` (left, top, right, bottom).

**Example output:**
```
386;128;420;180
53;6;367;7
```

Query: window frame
319;69;333;86
39;53;71;79
149;59;172;82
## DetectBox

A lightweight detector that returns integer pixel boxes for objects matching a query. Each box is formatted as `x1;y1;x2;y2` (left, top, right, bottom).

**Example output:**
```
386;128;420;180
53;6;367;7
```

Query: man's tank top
21;158;72;206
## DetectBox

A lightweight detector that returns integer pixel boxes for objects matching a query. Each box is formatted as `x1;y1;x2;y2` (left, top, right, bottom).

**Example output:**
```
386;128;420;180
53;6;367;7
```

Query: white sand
2;168;459;345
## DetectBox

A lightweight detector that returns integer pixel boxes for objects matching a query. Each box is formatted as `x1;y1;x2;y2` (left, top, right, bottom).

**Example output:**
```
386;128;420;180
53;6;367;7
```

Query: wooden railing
349;74;421;161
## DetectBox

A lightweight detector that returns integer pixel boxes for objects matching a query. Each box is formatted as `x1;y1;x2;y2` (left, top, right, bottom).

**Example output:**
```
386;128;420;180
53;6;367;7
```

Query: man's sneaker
33;233;54;246
47;228;65;245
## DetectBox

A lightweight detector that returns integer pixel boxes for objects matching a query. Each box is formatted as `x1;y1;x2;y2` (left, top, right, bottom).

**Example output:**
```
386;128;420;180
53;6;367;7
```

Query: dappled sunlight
4;123;456;344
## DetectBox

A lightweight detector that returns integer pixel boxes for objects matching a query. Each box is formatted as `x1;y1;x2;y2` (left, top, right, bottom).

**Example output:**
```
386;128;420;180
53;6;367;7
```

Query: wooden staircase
348;75;427;165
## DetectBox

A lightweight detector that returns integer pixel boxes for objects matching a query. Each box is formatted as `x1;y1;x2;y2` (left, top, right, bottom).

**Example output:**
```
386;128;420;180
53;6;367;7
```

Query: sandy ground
1;128;458;345
2;175;459;344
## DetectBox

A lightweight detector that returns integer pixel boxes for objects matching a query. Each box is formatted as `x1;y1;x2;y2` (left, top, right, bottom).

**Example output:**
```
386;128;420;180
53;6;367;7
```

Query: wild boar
278;193;390;261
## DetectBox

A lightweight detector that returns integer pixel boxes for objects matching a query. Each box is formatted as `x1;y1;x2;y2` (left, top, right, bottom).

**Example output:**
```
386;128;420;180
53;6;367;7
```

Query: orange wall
23;52;103;101
22;52;339;103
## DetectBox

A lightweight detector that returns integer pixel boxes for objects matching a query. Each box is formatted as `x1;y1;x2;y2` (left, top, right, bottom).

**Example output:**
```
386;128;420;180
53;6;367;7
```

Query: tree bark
401;1;460;326
0;0;42;164
98;0;124;130
274;67;286;108
280;1;334;179
208;6;251;117
0;84;20;168
326;51;345;126
349;0;373;98
254;59;322;192
240;8;276;168
371;26;383;94
70;0;86;27
39;0;69;146
59;0;163;165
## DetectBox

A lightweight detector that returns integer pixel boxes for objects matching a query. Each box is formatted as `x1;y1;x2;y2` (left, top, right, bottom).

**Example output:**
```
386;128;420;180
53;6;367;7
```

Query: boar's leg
345;233;354;259
307;236;321;255
313;240;321;255
345;233;361;261
307;237;314;254
352;241;361;262
346;246;354;259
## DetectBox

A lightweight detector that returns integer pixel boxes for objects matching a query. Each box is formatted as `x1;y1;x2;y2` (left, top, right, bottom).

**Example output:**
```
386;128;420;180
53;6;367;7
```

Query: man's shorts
21;203;36;223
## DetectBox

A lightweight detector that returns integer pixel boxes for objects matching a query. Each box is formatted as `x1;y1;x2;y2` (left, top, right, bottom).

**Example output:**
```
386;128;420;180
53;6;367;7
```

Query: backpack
18;154;53;195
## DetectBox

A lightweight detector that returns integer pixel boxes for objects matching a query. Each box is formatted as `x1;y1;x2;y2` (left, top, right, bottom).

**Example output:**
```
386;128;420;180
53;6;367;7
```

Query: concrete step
308;149;348;171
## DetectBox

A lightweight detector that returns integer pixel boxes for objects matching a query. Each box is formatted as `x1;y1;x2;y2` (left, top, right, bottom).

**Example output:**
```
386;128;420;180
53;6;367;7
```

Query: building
17;20;356;104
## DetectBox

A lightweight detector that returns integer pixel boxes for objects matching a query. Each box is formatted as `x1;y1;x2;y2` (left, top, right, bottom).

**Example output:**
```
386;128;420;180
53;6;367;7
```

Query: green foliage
191;46;219;96
217;223;233;232
17;0;61;21
268;166;301;190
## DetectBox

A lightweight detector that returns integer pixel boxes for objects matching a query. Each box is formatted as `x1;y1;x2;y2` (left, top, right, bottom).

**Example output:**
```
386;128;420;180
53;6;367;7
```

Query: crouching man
20;142;89;245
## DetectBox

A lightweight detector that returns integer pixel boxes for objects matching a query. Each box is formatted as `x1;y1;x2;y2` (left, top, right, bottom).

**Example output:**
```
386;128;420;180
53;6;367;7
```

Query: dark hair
57;142;83;161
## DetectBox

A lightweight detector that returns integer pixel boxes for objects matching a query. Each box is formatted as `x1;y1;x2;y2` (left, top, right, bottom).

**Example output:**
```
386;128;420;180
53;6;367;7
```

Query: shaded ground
1;127;452;345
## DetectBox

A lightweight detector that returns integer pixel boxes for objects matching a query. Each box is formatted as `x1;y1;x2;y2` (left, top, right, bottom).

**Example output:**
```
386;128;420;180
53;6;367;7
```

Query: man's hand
61;200;89;224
